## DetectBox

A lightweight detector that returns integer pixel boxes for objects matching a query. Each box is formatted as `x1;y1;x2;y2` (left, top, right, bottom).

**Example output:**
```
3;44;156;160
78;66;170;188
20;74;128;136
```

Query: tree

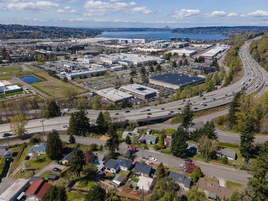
179;60;183;67
63;77;68;83
104;110;112;128
78;97;88;110
165;128;176;135
230;190;238;201
43;186;67;201
190;166;203;183
96;111;107;133
105;125;119;157
228;92;242;127
198;135;218;160
156;162;165;181
129;77;134;84
31;150;38;162
63;87;77;108
171;126;189;158
186;188;208;201
184;59;188;66
149;65;154;72
99;144;103;152
158;134;165;149
86;186;106;201
92;96;101;110
69;144;86;180
46;131;62;160
125;135;131;144
172;60;177;68
68;109;90;136
240;119;255;159
142;76;148;83
69;134;76;144
214;72;220;86
181;100;194;130
140;66;146;75
222;155;228;164
10;113;29;137
149;177;176;201
203;121;217;140
206;79;215;92
47;100;59;117
156;64;162;71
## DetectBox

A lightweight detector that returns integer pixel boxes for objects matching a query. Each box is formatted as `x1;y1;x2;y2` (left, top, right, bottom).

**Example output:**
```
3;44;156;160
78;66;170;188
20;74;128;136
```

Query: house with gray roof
27;143;46;156
118;158;132;171
216;148;237;161
92;152;105;164
113;174;126;186
0;148;12;159
62;153;72;164
134;162;152;177
132;128;139;134
139;134;158;144
168;171;192;190
122;131;132;139
104;159;120;174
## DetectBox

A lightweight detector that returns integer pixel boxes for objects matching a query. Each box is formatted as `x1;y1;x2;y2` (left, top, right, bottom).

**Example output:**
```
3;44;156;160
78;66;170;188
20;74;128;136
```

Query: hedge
218;142;238;148
0;156;7;179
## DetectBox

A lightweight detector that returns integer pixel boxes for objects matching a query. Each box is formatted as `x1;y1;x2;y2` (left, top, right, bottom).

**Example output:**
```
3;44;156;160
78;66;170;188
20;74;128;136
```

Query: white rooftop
137;176;153;191
0;179;29;201
120;84;159;95
166;49;197;55
200;47;227;57
96;88;133;102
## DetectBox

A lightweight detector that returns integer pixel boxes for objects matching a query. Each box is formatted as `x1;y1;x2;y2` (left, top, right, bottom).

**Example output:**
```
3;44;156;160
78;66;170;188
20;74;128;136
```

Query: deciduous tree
10;113;28;137
47;100;59;117
63;87;77;108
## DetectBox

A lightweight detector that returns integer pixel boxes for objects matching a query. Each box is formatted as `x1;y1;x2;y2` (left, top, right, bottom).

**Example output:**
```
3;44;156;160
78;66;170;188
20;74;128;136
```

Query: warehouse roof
120;84;159;96
96;88;133;102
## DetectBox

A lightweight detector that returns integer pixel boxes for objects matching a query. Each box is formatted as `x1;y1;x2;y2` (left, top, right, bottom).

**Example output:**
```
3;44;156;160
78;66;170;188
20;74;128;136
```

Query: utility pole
40;120;45;134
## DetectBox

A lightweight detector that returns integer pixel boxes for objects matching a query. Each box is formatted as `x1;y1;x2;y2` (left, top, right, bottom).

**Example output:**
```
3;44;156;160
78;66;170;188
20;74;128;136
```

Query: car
3;133;11;137
222;98;225;100
199;94;203;97
143;156;149;160
53;168;61;172
179;164;186;169
147;116;151;118
170;111;174;113
203;104;207;106
233;162;241;166
62;125;68;128
213;98;216;100
125;119;130;121
25;156;30;160
140;109;145;112
178;108;181;110
200;103;204;105
184;158;192;162
161;108;165;110
225;94;228;96
52;129;56;132
150;157;157;161
125;110;130;113
203;98;206;100
148;113;152;115
232;91;234;93
194;107;198;110
115;113;119;115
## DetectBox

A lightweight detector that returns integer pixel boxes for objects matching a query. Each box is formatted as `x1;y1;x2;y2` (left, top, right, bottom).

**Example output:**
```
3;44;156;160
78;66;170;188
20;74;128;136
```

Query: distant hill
171;26;268;35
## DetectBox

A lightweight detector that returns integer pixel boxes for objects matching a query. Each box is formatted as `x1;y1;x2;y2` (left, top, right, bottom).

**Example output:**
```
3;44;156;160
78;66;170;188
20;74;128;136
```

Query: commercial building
64;63;77;68
200;47;228;59
190;66;215;74
149;73;206;89
0;179;30;201
134;47;163;52
166;49;197;56
0;83;21;94
96;88;133;103
66;67;109;80
119;84;159;99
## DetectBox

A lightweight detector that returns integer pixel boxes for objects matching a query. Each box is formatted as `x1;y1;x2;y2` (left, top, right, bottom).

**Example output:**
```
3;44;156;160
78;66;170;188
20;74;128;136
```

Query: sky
1;0;268;28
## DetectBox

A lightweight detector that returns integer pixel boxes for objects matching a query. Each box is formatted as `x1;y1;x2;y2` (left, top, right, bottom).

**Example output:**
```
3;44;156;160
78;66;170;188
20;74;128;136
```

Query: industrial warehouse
96;88;134;103
200;45;229;59
119;84;159;99
66;67;109;80
149;73;206;89
165;49;197;56
191;66;215;74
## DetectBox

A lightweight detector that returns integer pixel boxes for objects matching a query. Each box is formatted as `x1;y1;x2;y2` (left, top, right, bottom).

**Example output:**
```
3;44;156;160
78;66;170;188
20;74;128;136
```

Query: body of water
97;31;229;41
19;76;41;83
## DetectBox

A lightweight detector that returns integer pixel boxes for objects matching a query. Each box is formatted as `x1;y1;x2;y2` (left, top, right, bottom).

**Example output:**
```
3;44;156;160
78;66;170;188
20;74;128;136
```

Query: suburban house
122;131;132;139
118;143;132;158
132;128;139;134
29;177;44;184
24;179;51;200
146;129;152;135
118;158;132;171
112;174;126;186
139;134;158;144
27;143;46;156
164;133;173;146
61;153;72;165
216;149;237;161
198;178;233;200
187;142;198;154
0;179;30;201
62;147;74;157
134;162;152;177
0;146;12;159
168;171;192;191
92;152;105;164
104;159;120;173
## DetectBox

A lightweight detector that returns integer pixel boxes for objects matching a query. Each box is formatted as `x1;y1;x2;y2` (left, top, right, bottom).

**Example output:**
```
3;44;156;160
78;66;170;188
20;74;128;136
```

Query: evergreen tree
149;65;154;72
158;133;165;149
179;60;183;67
43;186;67;201
104;110;111;128
47;100;59;117
156;64;162;71
214;72;220;85
204;121;217;140
228;92;242;127
181;100;194;130
68;109;90;136
99;144;103;152
96;111;106;133
69;134;76;144
125;135;131;144
172;60;177;68
140;66;146;75
86;186;106;201
69;144;86;180
222;155;228;164
156;162;165;181
171;126;189;158
46;131;62;160
105;125;119;157
240;119;255;159
129;77;134;84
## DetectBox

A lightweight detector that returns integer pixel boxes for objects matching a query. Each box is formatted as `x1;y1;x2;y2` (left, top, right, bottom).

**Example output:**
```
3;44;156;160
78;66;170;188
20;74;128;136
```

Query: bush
215;116;227;125
217;142;238;148
153;145;159;150
21;142;27;149
89;143;98;151
232;125;239;132
222;156;228;164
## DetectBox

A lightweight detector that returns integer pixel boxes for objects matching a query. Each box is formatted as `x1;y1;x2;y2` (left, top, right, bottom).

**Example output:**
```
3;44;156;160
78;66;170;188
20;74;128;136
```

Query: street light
40;120;45;135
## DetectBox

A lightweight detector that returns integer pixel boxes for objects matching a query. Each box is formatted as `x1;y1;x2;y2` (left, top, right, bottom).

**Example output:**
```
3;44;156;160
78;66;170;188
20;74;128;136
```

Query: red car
147;116;151;118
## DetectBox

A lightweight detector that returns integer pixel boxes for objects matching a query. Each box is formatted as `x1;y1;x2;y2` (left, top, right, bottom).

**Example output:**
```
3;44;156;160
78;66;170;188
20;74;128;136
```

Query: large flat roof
150;73;205;87
0;179;29;200
120;84;159;96
96;88;133;102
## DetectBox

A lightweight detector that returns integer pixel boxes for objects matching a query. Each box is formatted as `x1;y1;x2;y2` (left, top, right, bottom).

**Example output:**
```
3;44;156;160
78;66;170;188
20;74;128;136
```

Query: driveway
35;161;65;177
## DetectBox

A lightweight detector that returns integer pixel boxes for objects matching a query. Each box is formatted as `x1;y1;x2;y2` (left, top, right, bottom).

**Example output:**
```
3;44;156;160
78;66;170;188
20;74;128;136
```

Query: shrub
215;116;227;125
222;156;228;164
21;142;27;149
153;145;159;150
217;142;238;148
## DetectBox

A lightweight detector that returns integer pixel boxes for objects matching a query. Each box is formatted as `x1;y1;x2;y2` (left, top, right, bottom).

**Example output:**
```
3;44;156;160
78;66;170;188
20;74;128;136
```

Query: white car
179;164;186;169
150;157;157;162
200;103;204;105
140;109;145;112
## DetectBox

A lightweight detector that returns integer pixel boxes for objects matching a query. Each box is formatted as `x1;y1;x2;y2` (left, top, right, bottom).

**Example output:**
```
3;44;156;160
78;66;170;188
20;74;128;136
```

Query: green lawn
226;181;243;190
131;177;139;182
204;176;219;183
76;180;96;191
9;145;29;175
67;192;86;201
0;91;24;99
39;171;53;180
0;66;22;73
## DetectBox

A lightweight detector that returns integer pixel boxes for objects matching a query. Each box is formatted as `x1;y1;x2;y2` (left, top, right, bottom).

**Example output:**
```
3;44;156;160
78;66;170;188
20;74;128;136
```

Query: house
139;134;158;144
137;176;153;191
92;152;105;164
122;131;132;139
134;162;152;177
47;174;58;181
118;158;132;171
112;174;126;186
132;128;139;134
216;149;237;161
27;143;46;156
168;171;192;191
187;142;198;154
118;143;131;158
198;178;233;200
146;129;152;135
24;179;51;200
0;148;12;159
29;177;44;184
61;153;72;165
164;133;173;146
0;179;30;201
84;151;96;163
62;147;74;157
104;159;120;173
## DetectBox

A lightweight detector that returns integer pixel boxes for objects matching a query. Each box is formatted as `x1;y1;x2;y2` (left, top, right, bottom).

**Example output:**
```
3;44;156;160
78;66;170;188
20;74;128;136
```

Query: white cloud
84;1;130;14
110;0;125;1
64;6;70;9
8;0;24;3
6;1;59;12
170;9;201;19
95;19;108;22
69;18;84;21
154;10;162;14
130;6;152;14
227;12;238;17
210;11;226;16
129;1;136;6
57;9;78;14
248;10;268;17
83;13;93;16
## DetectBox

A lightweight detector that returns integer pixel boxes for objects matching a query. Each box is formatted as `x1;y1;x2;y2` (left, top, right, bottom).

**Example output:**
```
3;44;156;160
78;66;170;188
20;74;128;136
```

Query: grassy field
67;192;86;201
0;66;22;73
9;145;29;175
0;91;24;99
33;71;86;98
226;180;243;190
39;171;52;180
